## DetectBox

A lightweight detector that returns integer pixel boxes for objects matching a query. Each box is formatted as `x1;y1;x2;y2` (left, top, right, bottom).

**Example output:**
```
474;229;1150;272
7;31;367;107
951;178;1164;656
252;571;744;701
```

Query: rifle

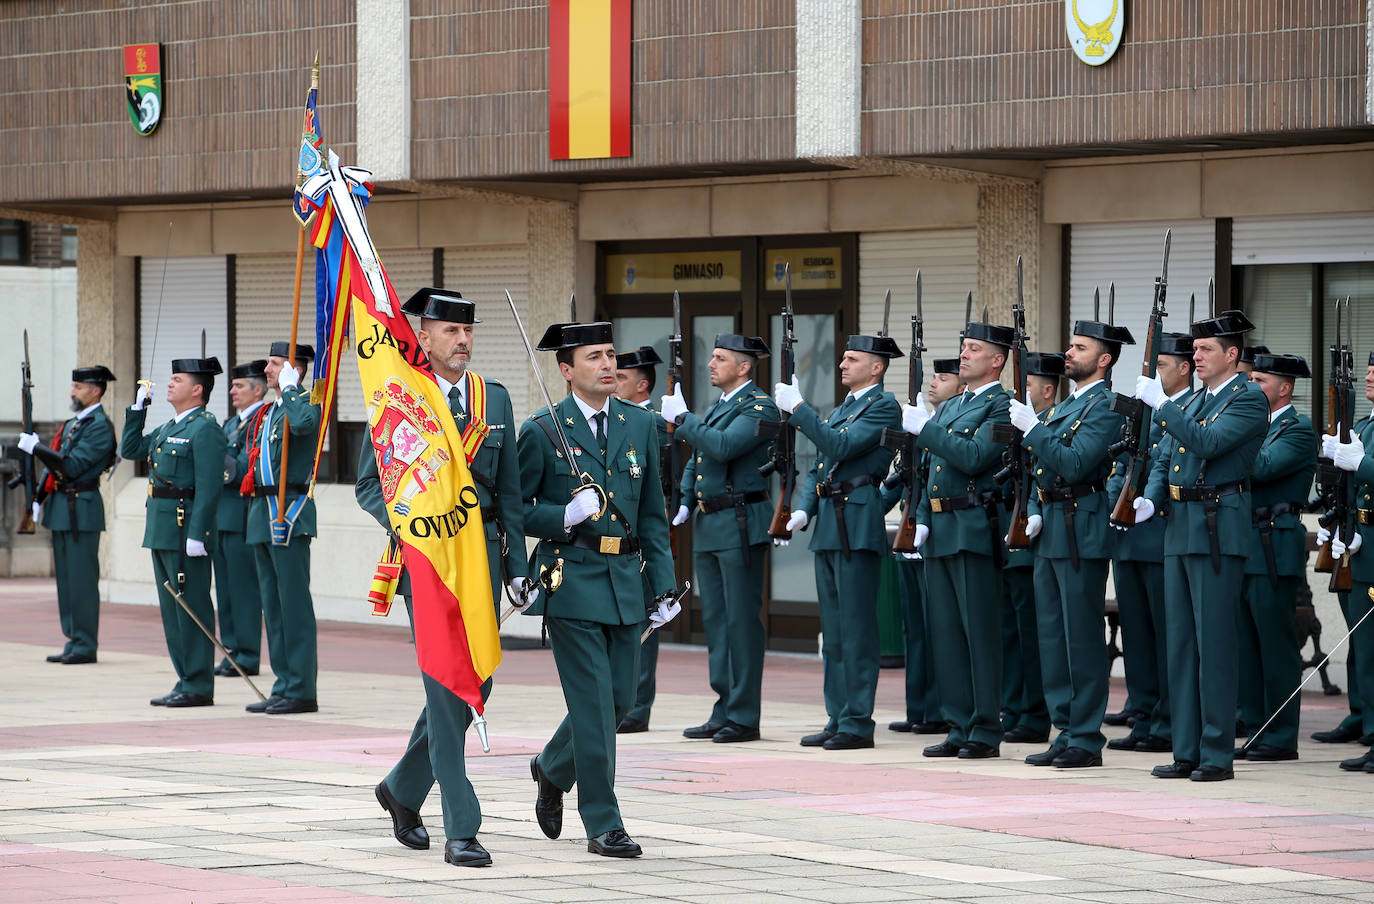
996;257;1032;549
1107;229;1171;528
883;271;925;552
664;291;684;552
1315;296;1355;590
757;263;798;540
9;330;37;533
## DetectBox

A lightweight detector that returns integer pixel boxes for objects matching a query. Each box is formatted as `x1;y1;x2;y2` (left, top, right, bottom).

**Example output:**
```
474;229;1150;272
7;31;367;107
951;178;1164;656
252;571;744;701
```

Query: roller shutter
138;256;228;426
1233;213;1374;265
442;246;533;421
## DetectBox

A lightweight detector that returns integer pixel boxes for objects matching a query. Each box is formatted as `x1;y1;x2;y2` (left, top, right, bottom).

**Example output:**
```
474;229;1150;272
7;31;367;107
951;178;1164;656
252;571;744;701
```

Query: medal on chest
626;445;642;479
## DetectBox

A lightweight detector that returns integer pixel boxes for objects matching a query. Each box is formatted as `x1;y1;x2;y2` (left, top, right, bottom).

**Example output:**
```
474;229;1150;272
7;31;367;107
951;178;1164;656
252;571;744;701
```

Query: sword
880;289;892;337
137;222;175;401
497;557;563;625
161;581;268;702
640;580;692;643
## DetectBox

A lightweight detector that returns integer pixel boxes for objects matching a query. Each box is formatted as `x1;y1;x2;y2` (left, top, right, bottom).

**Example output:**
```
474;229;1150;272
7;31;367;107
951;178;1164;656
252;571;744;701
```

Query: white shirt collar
237;399;265;422
572;392;610;429
1071;378;1103;399
720;379;752;403
1168;387;1190;402
637;398;652;409
75;402;102;420
967;379;999;399
172;405;202;424
1270;403;1292;423
847;382;879;402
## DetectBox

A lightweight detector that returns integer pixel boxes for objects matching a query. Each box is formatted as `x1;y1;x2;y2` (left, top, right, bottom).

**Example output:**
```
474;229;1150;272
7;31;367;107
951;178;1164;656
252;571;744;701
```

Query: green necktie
448;385;465;420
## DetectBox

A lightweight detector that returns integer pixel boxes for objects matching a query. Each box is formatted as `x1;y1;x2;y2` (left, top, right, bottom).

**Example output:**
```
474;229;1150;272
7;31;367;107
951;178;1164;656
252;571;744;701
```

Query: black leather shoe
1243;744;1298;762
617;717;648;734
46;652;67;663
923;740;962;758
215;662;258;676
712;723;760;743
530;755;563;839
443;838;491;866
1235;720;1250;738
1025;745;1066;766
1339;751;1374;771
588;828;641;858
1232;745;1247;760
59;652;96;664
149;692;177;706
823;731;874;750
888;720;913;732
800;730;835;747
1152;760;1198;778
683;721;724;739
1190;765;1234;782
1052;747;1102;768
957;741;998;759
911;720;950;734
1135;734;1172;752
1363;759;1374;774
1003;725;1049;743
375;781;429;850
246;694;284;713
1313;724;1362;743
164;692;213;708
1102;708;1140;727
1107;736;1140;751
265;697;318;715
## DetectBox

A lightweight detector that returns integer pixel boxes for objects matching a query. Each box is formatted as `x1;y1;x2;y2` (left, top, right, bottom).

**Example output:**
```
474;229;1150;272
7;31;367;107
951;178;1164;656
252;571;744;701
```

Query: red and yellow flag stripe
549;0;631;160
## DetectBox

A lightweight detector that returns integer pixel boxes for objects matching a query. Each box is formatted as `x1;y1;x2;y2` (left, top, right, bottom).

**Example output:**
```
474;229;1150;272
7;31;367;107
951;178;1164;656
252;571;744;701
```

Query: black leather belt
1252;502;1304;523
149;485;195;499
56;479;100;494
568;530;640;555
697;490;768;514
252;483;309;497
816;474;877;498
928;492;981;513
1168;481;1248;502
1037;481;1104;504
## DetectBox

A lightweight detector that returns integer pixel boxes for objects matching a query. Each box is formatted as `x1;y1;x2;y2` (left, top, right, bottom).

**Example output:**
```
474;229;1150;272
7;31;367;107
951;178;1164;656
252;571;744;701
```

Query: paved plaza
3;576;1374;903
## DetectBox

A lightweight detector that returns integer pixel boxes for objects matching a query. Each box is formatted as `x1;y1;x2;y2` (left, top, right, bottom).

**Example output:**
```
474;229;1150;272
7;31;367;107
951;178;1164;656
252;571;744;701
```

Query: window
0;219;27;264
61;226;78;264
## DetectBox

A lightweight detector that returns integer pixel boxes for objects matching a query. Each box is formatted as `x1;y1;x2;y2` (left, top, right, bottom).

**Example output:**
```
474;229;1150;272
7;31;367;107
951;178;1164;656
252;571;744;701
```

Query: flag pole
277;52;320;524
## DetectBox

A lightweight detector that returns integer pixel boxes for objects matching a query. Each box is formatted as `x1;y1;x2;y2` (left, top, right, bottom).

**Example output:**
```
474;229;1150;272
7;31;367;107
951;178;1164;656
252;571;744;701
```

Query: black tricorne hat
1191;310;1255;339
715;334;770;357
1072;320;1136;347
72;365;116;385
615;346;663;370
1239;344;1271;365
535;322;615;352
1251;353;1311;379
268;341;316;362
1026;352;1066;378
401;287;480;324
171;357;222;376
846;335;904;359
1157;332;1195;358
963;322;1017;349
932;358;960;375
230;359;268;379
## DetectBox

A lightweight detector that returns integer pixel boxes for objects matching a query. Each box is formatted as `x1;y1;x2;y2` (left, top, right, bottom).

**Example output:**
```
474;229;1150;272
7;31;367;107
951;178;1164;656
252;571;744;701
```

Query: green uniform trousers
1113;559;1171;742
252;539;317;700
1002;566;1049;735
924;552;1003;748
815;549;881;739
1347;582;1374;744
1033;557;1110;754
694;542;768;729
151;550;214;699
539;617;640;838
1336;590;1368;738
1164;553;1243;770
52;530;101;659
625;631;657;725
1236;574;1301;750
212;530;261;671
898;557;940;725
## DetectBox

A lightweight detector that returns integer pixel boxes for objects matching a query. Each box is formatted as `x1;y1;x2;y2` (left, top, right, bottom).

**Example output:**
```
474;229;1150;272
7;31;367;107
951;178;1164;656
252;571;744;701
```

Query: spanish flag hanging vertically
548;0;632;160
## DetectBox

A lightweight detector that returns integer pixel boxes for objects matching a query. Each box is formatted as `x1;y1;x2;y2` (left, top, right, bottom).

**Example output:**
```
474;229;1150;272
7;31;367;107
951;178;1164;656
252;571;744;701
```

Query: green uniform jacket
1107;388;1197;563
39;407;116;533
217;404;260;534
245;387;320;544
676;381;780;551
1340;417;1374;582
120;405;227;551
1143;374;1270;558
518;395;675;623
1243;407;1316;577
792;387;901;553
914;384;1012;559
1024;381;1123;561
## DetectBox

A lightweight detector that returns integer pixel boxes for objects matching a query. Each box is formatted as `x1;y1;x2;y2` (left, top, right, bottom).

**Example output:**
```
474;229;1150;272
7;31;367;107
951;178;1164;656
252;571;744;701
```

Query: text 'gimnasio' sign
604;251;742;294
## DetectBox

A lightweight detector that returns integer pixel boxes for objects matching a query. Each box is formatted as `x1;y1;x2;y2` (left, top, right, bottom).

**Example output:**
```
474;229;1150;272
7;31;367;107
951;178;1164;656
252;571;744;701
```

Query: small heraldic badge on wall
1065;0;1123;66
123;43;163;135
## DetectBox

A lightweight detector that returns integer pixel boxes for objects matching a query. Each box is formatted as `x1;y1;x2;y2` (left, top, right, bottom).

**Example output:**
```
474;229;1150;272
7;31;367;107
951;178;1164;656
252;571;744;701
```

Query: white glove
1135;374;1167;409
1317;526;1331;547
185;538;207;557
134;383;152;409
902;400;930;436
648;595;682;629
1322;432;1339;460
659;384;687;423
1007;394;1038;434
507;577;538;610
1133;497;1155;523
774;376;803;414
17;432;39;454
786;510;809;532
1025;513;1043;539
563;489;600;529
278;363;301;391
900;551;922;561
913;524;930;549
1350;533;1364;555
31;502;41;524
1334;435;1366;472
1333;529;1349;557
671;504;690;526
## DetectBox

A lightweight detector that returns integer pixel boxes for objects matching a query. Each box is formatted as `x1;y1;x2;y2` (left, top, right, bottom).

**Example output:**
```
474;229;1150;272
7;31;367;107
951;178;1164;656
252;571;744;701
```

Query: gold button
697;491;703;498
935;466;941;472
1173;465;1180;472
1179;446;1185;453
611;514;617;522
697;475;702;481
554;549;560;554
932;485;939;492
1036;468;1043;475
608;491;615;498
156;446;162;452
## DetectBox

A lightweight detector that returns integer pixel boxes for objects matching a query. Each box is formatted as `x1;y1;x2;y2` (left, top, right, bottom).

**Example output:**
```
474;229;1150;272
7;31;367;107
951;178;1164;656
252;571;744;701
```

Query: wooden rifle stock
768;481;792;539
892;493;918;552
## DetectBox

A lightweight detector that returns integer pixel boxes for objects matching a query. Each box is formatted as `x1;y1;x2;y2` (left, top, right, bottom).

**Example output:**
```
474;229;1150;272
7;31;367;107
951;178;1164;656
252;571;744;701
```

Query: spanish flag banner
548;0;631;160
298;152;500;711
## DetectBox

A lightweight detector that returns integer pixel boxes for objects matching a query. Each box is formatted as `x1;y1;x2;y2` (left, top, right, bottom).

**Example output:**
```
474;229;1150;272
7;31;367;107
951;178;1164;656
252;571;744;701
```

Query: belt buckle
1169;485;1182;502
599;536;622;554
698;502;707;514
147;485;153;498
931;498;945;513
1036;487;1047;503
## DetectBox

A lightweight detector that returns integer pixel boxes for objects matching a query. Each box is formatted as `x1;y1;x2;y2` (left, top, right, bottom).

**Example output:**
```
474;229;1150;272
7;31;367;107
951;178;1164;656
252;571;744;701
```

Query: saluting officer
20;366;118;665
1010;323;1130;769
774;332;902;751
663;334;778;744
120;357;227;707
902;318;1013;760
214;360;268;678
1000;352;1061;747
1105;332;1196;753
358;289;531;867
520;322;677;859
1235;353;1315;762
1134;310;1268;782
242;341;321;715
612;345;667;734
